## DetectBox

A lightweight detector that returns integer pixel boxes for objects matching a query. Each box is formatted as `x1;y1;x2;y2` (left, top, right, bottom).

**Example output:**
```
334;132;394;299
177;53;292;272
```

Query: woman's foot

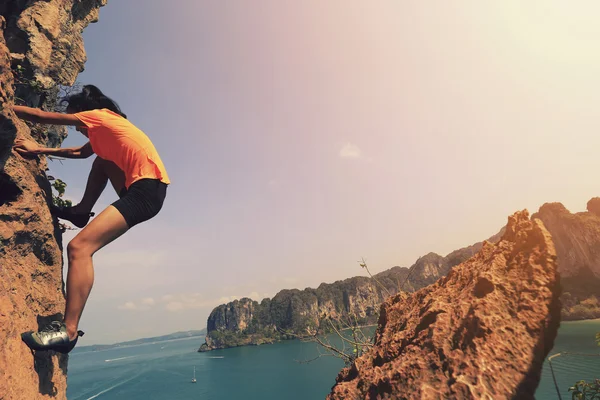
21;321;84;354
51;205;95;228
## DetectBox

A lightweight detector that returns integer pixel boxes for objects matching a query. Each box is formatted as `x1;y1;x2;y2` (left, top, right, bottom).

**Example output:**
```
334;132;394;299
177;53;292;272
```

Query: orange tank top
74;109;170;189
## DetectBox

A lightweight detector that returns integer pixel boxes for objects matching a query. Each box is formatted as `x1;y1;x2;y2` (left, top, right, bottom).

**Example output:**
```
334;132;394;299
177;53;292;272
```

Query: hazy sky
50;1;600;344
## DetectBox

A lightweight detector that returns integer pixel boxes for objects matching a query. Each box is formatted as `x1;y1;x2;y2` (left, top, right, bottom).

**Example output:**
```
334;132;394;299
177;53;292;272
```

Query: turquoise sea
67;320;600;399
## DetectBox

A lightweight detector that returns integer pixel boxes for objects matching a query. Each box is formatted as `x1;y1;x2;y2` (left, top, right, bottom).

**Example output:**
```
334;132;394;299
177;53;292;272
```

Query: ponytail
62;85;127;118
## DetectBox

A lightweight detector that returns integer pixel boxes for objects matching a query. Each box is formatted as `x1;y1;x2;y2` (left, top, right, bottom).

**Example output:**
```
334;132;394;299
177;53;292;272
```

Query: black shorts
112;179;168;228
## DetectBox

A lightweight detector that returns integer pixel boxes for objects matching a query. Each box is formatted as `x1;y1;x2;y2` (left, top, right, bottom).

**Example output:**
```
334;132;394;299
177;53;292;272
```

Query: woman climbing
12;85;170;353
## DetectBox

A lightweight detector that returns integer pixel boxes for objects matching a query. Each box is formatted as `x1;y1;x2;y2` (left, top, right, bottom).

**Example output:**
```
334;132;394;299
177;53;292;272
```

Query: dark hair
63;85;127;118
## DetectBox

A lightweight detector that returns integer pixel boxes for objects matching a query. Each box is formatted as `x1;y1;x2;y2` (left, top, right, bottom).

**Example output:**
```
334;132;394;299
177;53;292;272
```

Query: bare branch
326;318;373;348
293;259;387;365
398;263;418;292
312;333;353;362
359;258;393;298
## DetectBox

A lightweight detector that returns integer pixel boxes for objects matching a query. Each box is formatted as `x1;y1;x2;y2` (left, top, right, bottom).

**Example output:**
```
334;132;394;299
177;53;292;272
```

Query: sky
48;1;600;344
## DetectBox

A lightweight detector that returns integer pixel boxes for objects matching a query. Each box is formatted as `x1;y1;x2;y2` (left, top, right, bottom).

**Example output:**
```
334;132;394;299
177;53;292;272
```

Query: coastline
562;318;600;324
199;319;600;353
199;324;379;352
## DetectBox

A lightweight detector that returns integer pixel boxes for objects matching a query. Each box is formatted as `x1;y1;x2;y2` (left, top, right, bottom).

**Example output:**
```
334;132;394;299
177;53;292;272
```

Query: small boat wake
104;355;138;363
208;356;224;359
84;373;140;400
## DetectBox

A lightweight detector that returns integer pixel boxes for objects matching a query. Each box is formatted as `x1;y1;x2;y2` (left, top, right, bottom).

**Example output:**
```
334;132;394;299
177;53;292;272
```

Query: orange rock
328;211;560;400
0;2;106;399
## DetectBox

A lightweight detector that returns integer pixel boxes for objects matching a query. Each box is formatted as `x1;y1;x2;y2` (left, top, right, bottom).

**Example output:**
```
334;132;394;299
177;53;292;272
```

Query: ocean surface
67;320;600;400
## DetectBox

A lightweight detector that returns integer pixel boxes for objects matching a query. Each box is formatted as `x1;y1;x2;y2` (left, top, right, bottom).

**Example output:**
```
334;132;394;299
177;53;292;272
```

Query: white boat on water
191;366;197;383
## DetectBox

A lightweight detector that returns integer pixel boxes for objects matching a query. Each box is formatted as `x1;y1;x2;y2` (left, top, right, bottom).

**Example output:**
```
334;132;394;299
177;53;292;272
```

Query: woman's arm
13;105;84;126
14;139;94;159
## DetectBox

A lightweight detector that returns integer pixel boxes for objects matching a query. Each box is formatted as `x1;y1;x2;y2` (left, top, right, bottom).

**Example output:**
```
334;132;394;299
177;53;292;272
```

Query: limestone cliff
0;2;105;399
328;211;560;399
199;230;504;352
532;198;600;320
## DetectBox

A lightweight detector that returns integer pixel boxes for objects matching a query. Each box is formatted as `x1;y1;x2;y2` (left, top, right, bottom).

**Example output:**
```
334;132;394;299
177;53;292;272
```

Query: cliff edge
328;211;560;399
0;2;105;399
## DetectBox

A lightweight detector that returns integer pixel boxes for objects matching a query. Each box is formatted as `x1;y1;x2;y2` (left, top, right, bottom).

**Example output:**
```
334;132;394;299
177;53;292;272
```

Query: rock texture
0;2;105;399
200;230;504;351
328;211;560;400
532;201;600;278
532;200;600;320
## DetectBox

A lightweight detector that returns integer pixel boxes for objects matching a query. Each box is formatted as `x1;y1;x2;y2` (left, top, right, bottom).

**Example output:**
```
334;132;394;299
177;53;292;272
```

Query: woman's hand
13;138;41;156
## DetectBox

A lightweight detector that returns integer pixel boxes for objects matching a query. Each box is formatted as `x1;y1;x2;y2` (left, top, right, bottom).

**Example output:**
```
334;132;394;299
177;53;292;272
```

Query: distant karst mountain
533;198;600;320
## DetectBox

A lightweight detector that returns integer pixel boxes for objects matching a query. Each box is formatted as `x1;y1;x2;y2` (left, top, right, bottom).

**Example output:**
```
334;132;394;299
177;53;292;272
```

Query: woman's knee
67;237;92;261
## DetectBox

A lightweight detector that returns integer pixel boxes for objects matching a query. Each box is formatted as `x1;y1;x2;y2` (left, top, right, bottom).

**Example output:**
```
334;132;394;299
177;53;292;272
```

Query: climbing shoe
21;321;84;354
51;205;94;228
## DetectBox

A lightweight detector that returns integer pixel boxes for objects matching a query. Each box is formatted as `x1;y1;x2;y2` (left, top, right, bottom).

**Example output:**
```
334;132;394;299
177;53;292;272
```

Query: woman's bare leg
62;158;127;339
76;157;126;213
64;205;129;339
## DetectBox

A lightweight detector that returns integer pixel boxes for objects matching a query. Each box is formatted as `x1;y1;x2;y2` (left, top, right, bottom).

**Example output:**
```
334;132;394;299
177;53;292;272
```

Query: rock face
533;202;600;278
532;200;600;320
0;2;105;399
208;298;257;332
200;231;504;351
328;211;560;400
200;298;277;350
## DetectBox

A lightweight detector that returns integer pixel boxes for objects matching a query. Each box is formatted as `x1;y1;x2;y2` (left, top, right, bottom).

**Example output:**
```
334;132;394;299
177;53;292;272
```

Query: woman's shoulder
101;109;125;118
79;108;124;119
75;108;129;131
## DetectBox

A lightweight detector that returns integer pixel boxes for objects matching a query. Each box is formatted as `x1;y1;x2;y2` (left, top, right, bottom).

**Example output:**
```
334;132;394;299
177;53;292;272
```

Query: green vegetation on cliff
560;267;600;320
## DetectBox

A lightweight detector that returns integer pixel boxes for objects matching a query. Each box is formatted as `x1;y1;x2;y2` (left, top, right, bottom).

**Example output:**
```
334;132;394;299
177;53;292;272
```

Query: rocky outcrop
199;298;277;351
0;2;105;399
328;211;560;399
532;200;600;320
208;298;258;332
200;231;504;351
532;201;600;278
